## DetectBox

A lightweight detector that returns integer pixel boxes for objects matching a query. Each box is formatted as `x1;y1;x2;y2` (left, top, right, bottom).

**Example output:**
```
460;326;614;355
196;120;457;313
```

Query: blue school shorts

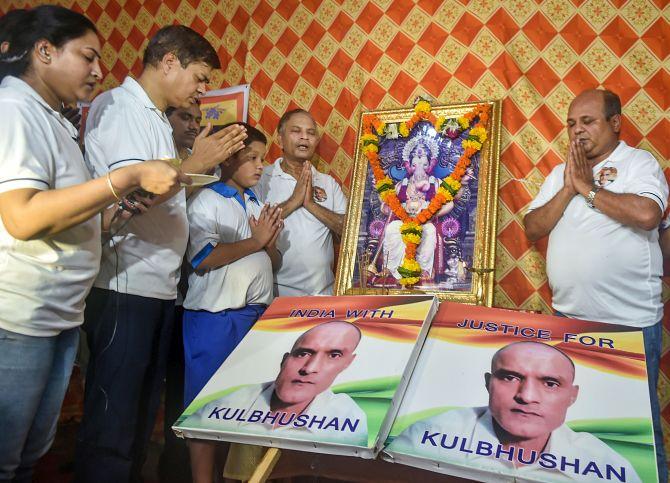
182;304;266;406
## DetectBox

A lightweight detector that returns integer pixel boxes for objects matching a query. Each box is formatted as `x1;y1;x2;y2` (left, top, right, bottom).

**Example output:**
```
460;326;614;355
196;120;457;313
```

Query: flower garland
362;100;490;286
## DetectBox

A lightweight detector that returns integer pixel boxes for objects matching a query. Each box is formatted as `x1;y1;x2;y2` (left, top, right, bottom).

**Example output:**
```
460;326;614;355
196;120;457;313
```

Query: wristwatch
585;187;601;209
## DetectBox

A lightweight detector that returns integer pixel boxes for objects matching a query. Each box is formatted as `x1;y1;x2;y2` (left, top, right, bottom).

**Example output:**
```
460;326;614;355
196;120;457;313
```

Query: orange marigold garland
362;100;490;287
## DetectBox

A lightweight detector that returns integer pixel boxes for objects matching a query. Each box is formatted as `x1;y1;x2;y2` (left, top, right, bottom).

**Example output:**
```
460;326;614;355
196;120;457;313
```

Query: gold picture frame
334;100;502;306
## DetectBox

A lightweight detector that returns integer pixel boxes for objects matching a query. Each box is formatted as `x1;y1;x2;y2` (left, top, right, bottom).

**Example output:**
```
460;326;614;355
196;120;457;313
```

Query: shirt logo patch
594;167;617;187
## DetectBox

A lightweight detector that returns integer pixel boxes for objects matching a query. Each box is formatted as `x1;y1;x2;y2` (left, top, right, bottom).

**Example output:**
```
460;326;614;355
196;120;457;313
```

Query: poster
199;84;249;126
174;295;438;458
384;303;656;482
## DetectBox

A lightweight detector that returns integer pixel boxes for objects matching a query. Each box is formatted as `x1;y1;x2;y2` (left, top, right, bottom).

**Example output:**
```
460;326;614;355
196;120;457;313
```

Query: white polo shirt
527;141;668;327
255;159;347;296
0;76;101;336
85;76;188;300
183;183;273;312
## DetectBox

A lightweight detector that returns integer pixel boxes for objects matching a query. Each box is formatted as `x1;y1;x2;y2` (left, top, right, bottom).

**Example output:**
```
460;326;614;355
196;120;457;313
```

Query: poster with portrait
174;295;438;458
335;99;502;306
198;84;249;126
383;303;657;482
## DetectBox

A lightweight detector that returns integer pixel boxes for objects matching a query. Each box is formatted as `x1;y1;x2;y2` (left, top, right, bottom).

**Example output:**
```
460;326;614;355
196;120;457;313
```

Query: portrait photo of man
188;321;368;446
387;341;641;482
596;166;618;188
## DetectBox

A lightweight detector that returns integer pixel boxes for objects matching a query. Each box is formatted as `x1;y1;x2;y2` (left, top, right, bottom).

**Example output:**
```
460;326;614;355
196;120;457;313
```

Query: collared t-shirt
527;141;668;328
255;159;347;296
189;381;368;446
85;76;188;300
0;76;101;336
388;407;641;482
183;182;273;312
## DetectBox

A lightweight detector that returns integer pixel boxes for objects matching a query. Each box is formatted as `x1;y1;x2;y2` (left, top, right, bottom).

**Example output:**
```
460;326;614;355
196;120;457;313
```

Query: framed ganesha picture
335;99;502;305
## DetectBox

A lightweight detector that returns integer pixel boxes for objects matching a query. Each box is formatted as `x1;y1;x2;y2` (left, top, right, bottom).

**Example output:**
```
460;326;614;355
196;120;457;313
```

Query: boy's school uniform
183;182;274;312
182;305;265;406
182;182;274;405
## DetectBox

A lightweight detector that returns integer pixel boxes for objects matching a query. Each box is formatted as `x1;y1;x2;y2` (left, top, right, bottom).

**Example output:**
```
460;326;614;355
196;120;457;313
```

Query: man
159;100;203;483
188;321;368;446
523;89;667;481
166;101;202;159
255;109;347;296
388;342;641;482
75;26;247;482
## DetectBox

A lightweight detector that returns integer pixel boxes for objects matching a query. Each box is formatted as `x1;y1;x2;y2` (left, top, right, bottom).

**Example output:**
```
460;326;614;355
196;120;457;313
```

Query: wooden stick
248;448;282;483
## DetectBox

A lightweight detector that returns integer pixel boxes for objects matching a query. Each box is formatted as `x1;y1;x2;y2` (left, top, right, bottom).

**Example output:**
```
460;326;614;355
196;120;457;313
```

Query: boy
182;123;281;483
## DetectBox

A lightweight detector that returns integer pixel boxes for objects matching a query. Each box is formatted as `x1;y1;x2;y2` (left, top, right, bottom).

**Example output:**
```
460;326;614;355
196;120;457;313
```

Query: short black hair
277;108;315;135
0;8;27;46
601;90;621;120
142;25;219;69
214;122;266;148
0;6;96;81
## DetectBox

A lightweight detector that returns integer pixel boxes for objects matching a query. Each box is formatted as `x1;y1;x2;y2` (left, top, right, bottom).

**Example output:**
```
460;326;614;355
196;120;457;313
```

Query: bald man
388;342;641;482
187;321;368;446
524;89;667;481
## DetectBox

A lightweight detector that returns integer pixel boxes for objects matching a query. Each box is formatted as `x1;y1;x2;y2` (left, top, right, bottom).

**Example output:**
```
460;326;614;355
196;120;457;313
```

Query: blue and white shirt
184;182;274;312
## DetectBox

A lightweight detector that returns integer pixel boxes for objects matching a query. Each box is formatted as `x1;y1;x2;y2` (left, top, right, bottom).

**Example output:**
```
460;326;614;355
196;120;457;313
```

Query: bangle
106;172;121;201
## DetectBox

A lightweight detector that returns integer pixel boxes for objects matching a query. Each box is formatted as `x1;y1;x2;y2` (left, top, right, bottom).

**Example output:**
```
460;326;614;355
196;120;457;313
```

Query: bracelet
106;172;121;201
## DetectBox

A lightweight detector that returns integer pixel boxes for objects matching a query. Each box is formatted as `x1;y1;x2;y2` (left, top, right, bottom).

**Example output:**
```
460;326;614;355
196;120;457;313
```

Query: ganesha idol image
342;100;496;302
371;134;473;285
354;100;492;293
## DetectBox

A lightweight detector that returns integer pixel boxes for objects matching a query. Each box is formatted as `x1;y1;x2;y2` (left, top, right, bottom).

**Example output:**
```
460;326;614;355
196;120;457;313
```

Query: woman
0;6;189;480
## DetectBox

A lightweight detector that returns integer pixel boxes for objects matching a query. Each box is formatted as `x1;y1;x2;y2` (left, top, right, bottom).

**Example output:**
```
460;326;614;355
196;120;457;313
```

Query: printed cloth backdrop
3;0;669;459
